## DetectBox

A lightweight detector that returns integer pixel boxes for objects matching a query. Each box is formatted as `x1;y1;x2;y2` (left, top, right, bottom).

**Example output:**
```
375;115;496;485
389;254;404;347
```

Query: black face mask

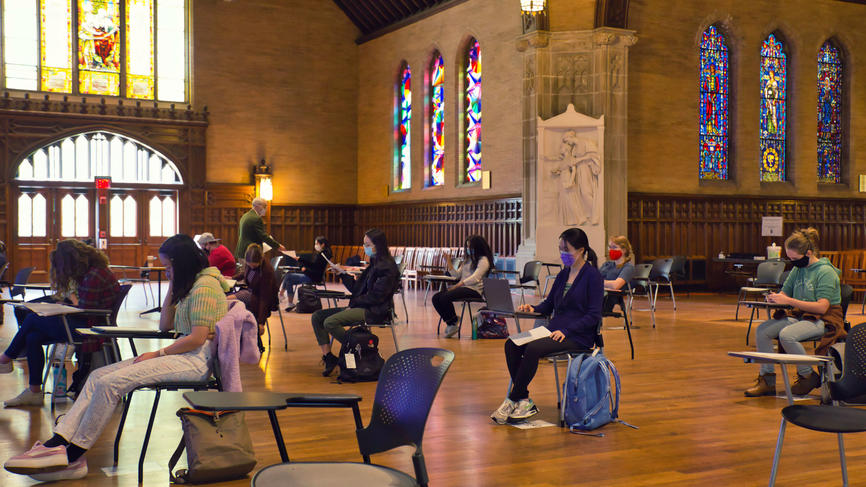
791;255;810;268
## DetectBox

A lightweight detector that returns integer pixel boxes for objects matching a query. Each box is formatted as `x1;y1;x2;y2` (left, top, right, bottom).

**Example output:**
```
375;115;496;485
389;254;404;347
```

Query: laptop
482;278;544;317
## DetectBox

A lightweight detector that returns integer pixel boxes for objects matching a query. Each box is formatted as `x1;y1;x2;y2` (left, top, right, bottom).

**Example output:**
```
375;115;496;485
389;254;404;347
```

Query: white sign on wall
761;216;783;237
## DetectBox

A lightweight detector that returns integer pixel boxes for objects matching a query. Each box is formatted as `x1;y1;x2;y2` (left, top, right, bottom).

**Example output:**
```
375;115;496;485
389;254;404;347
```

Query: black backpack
337;325;384;383
294;284;322;313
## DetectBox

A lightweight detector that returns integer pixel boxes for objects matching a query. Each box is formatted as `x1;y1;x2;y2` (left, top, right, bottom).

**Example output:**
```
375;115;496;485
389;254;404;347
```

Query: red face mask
609;249;623;261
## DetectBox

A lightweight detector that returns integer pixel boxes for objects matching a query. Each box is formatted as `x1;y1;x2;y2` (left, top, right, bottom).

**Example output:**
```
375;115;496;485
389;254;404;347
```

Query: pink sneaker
4;442;68;474
30;456;87;481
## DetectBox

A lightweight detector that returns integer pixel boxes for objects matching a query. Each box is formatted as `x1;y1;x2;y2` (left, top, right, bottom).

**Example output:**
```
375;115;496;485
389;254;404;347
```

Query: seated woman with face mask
745;227;843;398
432;235;495;338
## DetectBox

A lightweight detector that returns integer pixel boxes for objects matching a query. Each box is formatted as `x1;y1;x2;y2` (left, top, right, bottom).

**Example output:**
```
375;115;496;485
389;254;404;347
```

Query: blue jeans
756;317;825;376
4;312;89;386
281;273;313;296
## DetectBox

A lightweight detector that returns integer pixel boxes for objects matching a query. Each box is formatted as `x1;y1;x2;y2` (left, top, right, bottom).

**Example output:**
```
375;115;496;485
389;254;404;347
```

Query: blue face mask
364;246;374;257
560;251;575;267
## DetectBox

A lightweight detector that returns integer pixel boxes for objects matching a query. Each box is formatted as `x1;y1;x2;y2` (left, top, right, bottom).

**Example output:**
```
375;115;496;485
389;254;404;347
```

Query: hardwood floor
1;284;864;486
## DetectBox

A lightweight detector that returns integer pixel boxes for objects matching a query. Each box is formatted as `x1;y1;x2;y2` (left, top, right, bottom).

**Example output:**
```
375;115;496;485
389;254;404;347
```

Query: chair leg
746;307;757;346
769;417;787;487
423;281;432;306
457;301;469;339
114;390;135;465
668;282;676;310
400;291;409;322
552;358;562;409
623;309;635;360
277;311;287;351
390;324;400;352
514;316;522;333
266;320;272;351
838;433;848;487
139;389;162;484
736;288;745;320
42;343;56;392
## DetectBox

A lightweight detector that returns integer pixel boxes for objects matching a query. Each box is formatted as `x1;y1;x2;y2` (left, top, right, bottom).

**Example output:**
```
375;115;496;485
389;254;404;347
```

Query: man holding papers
235;197;285;259
491;228;603;425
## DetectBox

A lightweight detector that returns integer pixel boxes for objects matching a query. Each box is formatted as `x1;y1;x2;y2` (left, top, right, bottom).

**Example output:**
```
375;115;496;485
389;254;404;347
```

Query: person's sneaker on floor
4;389;43;408
507;398;539;423
284;303;296;312
4;442;68;474
0;361;12;374
29;456;87;481
444;324;459;338
321;353;340;377
791;371;821;396
744;373;776;397
490;398;517;424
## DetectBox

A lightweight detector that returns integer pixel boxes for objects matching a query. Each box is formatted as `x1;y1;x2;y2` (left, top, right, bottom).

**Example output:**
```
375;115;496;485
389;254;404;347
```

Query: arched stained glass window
2;0;187;101
395;64;412;191
428;53;445;187
760;34;787;182
818;41;843;184
464;39;482;183
698;26;729;180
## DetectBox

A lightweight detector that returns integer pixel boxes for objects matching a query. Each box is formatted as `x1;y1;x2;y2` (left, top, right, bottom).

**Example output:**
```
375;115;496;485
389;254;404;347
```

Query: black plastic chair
251;348;455;487
769;323;866;486
603;289;635;360
648;258;676;310
508;260;543;305
627;264;656;328
736;261;785;320
0;266;34;300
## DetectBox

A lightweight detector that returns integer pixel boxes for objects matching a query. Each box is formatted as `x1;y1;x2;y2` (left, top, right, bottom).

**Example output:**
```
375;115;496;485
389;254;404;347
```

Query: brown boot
790;371;821;396
745;373;776;397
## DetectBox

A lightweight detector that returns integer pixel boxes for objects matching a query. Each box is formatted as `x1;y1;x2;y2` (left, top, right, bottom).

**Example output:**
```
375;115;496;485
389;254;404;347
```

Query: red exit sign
94;177;111;189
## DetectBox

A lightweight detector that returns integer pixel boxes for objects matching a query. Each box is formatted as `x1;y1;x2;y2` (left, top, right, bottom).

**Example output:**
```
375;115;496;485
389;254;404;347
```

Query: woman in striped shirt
3;234;229;481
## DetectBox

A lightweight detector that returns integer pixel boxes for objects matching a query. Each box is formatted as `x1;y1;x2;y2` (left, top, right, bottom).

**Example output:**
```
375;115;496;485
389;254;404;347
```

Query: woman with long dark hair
311;228;400;376
490;228;603;424
280;236;332;311
0;239;121;407
432;234;495;337
4;234;229;481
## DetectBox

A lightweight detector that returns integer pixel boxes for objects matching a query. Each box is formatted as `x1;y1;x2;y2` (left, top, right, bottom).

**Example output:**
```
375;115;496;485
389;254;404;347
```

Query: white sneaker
29;456;87;481
444;324;460;338
507;398;539;423
490;398;517;425
0;361;12;374
4;442;68;474
4;389;44;408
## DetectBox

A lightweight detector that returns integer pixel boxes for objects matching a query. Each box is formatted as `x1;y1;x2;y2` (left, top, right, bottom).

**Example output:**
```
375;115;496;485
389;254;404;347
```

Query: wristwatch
159;348;167;357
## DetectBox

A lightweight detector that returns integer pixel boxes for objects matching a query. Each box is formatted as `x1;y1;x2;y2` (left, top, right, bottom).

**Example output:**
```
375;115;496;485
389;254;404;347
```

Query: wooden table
109;265;166;316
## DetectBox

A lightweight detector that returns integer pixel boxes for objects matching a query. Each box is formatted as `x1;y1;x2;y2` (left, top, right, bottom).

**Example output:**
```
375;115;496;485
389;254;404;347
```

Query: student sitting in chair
599;235;635;313
745;227;843;397
229;243;279;352
312;228;400;377
196;232;236;277
3;234;228;481
0;239;121;407
280;236;332;311
432;235;494;338
491;228;603;424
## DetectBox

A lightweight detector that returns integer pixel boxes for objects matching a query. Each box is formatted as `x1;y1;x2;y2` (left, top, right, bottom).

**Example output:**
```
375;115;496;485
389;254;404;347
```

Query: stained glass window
42;0;73;93
698;26;728;180
760;34;787;182
1;0;185;100
464;39;482;183
429;54;445;187
395;64;411;191
818;41;843;184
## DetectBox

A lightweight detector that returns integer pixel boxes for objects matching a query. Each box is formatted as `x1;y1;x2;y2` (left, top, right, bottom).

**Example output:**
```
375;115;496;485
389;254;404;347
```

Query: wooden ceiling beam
333;0;376;32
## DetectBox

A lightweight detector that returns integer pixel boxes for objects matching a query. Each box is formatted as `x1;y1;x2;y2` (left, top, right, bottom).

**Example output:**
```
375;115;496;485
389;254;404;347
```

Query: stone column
516;27;636;266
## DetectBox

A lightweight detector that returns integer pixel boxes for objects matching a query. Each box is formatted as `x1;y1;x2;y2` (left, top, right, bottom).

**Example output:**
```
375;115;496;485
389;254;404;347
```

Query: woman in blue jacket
491;227;603;424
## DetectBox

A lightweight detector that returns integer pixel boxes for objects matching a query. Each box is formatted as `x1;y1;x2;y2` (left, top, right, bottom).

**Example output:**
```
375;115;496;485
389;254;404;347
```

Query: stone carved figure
548;130;601;226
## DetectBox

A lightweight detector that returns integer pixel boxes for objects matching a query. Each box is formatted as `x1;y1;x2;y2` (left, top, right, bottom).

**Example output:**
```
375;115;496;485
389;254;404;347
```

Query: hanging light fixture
254;158;273;202
520;0;545;14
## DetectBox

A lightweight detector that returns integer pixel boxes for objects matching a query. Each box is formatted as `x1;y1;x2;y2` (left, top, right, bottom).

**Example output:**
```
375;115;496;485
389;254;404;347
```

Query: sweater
174;267;229;335
448;256;491;294
213;300;260;392
236;209;280;258
532;263;604;349
208;244;237;277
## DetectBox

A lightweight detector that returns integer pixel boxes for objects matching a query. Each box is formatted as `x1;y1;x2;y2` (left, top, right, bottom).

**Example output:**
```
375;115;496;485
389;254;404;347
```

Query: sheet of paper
263;242;272;253
508;326;551;346
224;279;237;288
16;303;84;317
282;250;298;258
322;253;336;267
510;419;556;429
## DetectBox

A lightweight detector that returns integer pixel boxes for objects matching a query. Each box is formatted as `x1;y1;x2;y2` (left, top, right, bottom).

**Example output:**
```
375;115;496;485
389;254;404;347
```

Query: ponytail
785;227;820;257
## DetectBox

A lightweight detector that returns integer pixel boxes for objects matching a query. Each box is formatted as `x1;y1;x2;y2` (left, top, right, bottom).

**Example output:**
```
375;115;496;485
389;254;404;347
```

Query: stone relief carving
545;130;601;226
524;57;535;95
611;53;622;89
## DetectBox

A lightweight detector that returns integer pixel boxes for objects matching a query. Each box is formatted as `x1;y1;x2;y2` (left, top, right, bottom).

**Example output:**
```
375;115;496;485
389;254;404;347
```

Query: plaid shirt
77;266;122;314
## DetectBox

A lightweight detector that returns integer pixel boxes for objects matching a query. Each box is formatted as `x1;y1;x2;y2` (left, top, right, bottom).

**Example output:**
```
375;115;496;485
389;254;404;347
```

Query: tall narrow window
3;1;38;90
395;64;412;191
428;53;445;187
760;34;787;182
126;0;154;99
42;0;73;92
149;195;176;237
78;0;121;96
110;194;137;236
60;193;89;237
698;26;729;180
818;41;843;184
464;39;482;183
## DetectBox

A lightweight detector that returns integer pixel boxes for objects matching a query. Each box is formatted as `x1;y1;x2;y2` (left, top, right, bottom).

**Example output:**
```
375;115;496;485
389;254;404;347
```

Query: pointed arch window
698;26;729;180
464;39;482;183
110;194;137;237
395;64;412;191
428;53;445;187
760;34;787;182
818;41;843;184
149;194;176;237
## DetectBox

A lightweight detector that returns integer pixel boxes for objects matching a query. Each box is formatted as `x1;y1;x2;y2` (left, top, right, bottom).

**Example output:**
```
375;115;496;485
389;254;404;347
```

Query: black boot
322;353;340;377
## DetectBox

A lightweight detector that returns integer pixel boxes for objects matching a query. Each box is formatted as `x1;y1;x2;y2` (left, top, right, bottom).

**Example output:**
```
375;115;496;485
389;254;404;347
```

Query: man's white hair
252;197;267;208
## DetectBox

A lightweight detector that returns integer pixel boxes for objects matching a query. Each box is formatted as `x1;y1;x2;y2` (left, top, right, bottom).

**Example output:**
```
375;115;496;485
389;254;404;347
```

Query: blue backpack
562;349;637;434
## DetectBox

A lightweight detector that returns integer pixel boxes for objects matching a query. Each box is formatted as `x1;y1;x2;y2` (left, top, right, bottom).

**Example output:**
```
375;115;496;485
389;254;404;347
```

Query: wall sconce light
520;0;545;14
254;158;273;202
520;0;548;33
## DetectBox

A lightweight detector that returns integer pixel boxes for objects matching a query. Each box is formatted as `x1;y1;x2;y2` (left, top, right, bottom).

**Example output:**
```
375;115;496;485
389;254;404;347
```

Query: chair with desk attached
736;261;786;320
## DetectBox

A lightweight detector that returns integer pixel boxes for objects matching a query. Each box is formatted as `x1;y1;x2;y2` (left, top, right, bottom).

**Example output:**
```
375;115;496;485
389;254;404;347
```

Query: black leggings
431;287;481;326
505;336;579;402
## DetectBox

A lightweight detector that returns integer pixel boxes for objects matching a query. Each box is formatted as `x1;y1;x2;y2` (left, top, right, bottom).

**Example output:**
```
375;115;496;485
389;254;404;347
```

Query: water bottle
52;364;67;396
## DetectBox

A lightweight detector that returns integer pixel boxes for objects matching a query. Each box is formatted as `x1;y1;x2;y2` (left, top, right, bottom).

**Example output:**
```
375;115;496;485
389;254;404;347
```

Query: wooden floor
1;283;865;486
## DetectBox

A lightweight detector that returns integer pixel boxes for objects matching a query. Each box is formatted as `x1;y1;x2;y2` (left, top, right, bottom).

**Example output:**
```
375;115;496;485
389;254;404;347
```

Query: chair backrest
394;254;403;265
755;261;786;285
0;263;9;282
650;258;674;280
109;284;133;326
481;278;515;314
840;283;854;320
631;263;652;281
670;256;687;278
355;348;455;481
522;260;543;283
10;266;34;298
830;323;866;401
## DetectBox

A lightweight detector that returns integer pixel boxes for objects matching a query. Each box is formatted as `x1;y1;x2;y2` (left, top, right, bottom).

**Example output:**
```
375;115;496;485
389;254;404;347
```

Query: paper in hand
508;326;551;346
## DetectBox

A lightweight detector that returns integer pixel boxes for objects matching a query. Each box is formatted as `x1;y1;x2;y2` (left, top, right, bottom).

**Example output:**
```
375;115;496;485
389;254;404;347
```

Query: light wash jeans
54;341;213;449
755;318;825;377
